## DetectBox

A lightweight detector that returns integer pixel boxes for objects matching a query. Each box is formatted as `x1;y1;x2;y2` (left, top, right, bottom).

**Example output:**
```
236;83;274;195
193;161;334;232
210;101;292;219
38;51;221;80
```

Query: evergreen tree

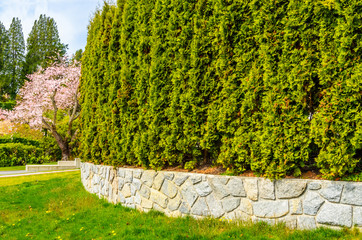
7;17;25;99
79;0;362;178
0;21;10;96
24;14;67;76
71;49;83;65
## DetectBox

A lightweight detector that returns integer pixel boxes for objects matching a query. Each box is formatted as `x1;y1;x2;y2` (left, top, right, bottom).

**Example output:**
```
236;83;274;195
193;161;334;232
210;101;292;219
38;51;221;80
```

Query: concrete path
0;170;27;175
0;169;80;178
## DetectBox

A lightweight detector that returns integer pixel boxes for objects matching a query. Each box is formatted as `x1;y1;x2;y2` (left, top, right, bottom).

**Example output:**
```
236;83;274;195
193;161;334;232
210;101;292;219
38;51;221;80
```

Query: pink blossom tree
6;58;81;161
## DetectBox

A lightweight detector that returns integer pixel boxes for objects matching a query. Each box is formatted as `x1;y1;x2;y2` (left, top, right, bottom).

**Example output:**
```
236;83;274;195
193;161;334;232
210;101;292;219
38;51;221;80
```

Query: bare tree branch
42;117;52;131
50;88;58;131
71;129;79;143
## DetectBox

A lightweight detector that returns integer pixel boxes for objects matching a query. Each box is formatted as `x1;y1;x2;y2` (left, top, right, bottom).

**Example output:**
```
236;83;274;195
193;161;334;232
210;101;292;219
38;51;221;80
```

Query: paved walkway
0;170;27;175
0;169;80;178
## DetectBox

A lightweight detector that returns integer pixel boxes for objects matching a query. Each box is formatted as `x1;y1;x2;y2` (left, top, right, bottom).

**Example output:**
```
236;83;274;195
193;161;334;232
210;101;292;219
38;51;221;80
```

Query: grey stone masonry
81;162;362;231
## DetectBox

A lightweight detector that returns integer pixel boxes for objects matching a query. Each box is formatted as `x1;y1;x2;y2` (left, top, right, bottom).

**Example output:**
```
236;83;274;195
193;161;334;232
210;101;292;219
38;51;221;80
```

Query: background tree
7;17;25;99
23;14;68;76
71;49;83;65
0;21;10;97
6;58;81;161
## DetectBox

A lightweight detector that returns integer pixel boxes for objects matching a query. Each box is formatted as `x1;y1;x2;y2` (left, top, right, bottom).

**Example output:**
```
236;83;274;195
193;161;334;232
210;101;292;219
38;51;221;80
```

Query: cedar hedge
0;136;40;147
0;143;50;167
79;0;362;178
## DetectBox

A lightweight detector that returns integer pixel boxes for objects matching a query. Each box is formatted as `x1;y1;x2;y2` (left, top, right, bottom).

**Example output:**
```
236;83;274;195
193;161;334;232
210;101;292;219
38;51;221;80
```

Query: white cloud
0;0;103;54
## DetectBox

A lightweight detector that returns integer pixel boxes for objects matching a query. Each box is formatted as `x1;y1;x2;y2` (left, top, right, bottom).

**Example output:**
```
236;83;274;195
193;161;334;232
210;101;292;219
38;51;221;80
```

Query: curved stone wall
81;162;362;230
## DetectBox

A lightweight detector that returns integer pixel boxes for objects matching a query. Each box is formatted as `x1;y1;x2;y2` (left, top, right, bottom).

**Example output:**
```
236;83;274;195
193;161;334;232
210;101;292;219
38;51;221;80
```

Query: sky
0;0;107;55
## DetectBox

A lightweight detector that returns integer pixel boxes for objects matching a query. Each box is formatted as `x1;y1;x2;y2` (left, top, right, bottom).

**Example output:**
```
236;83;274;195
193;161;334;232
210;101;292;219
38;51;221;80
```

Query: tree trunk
60;144;70;161
51;129;71;161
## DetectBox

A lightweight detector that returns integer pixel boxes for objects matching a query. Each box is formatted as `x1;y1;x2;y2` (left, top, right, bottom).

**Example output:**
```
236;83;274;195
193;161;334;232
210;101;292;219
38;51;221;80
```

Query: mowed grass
0;166;26;171
0;173;360;240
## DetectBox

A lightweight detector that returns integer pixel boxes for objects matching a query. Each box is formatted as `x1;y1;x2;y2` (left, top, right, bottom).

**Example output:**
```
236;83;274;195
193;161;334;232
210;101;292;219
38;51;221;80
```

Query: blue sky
0;0;106;55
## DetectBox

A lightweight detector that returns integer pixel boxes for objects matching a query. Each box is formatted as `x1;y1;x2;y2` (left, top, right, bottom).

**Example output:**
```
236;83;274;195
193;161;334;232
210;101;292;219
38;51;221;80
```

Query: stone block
276;180;306;199
141;170;156;187
316;202;352;227
319;183;343;203
125;170;133;183
168;193;182;211
153;203;165;213
190;175;202;184
133;169;143;179
297;216;316;230
105;167;110;181
161;179;178;199
108;184;113;200
244;178;258;201
141;198;153;209
93;175;100;185
139;185;151;199
208;177;230;199
303;191;325;216
191;197;210;216
130;184;137;196
119;192;126;204
194;181;213;197
164;172;175;181
341;183;362;206
217;176;230;185
121;183;132;198
153;173;165;191
206;194;225;218
222;197;241;213
132;178;142;190
150;190;168;209
134;192;141;205
174;174;189;186
109;168;115;182
100;185;108;197
253;200;289;218
92;184;99;194
103;182;109;196
259;178;275;200
181;184;199;207
179;201;190;214
238;198;253;215
290;199;303;215
227;178;246;197
353;207;362;226
308;181;321;190
118;169;125;178
93;164;99;174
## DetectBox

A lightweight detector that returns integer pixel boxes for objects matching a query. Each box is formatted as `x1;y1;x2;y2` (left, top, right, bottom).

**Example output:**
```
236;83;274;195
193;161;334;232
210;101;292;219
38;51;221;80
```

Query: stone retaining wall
81;162;362;230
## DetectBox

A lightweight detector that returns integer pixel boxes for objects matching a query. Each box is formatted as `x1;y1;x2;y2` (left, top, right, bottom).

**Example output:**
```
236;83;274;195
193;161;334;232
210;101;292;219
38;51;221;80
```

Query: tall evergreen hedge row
79;0;362;178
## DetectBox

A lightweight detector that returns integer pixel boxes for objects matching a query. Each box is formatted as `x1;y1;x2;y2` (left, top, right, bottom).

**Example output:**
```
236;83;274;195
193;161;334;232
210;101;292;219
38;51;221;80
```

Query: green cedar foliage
79;10;102;164
80;0;362;178
310;1;362;178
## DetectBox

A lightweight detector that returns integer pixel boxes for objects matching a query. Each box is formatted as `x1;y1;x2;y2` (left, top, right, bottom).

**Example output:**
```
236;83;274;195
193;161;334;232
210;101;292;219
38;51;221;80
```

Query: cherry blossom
5;57;81;160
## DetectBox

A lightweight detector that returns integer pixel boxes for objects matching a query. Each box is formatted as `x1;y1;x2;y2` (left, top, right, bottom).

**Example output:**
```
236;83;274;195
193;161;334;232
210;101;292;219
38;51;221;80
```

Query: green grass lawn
0;172;360;240
0;166;26;171
0;162;58;172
